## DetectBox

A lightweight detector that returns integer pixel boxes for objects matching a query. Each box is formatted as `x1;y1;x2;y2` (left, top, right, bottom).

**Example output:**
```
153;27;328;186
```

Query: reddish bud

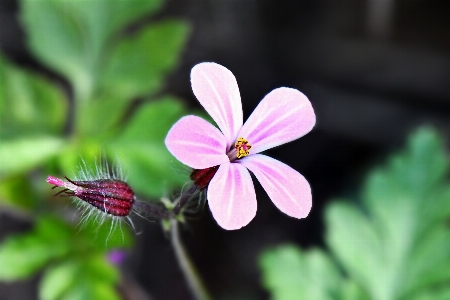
190;166;219;190
47;175;134;217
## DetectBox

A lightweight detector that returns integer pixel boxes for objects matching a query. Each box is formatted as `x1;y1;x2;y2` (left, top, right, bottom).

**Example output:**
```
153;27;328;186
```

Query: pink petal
238;87;315;154
238;154;312;219
207;162;257;230
165;115;229;169
191;62;243;149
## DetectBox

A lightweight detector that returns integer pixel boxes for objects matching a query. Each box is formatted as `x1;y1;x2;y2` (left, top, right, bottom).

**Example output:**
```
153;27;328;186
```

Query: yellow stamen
234;137;252;159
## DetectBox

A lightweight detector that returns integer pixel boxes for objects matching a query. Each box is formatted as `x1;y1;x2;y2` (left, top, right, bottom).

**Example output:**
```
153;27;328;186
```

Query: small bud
47;175;134;217
190;166;219;190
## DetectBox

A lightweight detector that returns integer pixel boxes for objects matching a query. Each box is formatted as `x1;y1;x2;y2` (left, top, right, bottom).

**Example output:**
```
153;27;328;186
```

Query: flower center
234;137;252;159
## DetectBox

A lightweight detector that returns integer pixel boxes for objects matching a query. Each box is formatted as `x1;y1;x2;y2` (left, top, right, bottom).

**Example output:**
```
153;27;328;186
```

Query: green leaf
259;245;342;300
76;19;189;137
325;127;450;300
0;136;64;177
101;19;190;100
76;94;130;138
401;226;450;298
35;216;73;242
339;280;370;300
0;55;67;138
107;97;189;197
63;281;120;300
40;260;79;300
325;202;385;299
83;254;119;284
20;0;163;100
411;288;450;300
0;216;71;281
0;235;52;280
80;217;134;251
396;128;448;196
0;176;36;211
40;255;120;300
56;139;104;179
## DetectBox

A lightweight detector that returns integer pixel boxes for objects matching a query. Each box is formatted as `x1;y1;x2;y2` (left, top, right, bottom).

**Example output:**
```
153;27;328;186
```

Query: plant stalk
170;219;212;300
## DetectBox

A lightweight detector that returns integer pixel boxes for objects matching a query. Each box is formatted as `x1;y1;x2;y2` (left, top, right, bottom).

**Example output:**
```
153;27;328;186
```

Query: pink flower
165;62;316;230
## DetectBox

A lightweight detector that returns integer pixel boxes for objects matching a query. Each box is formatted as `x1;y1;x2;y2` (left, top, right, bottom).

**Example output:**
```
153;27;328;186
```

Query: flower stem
170;219;212;300
133;200;172;220
173;184;199;215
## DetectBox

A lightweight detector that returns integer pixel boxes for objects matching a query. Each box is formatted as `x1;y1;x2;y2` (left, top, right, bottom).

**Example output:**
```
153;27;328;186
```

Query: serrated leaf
101;19;189;100
0;136;64;177
326;127;450;300
325;202;386;299
0;55;67;138
107;97;189;197
401;226;450;298
260;245;342;300
20;0;163;100
399;128;448;196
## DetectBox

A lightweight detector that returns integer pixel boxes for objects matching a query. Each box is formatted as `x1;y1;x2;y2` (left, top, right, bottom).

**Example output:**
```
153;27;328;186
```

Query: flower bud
190;166;219;190
47;175;134;217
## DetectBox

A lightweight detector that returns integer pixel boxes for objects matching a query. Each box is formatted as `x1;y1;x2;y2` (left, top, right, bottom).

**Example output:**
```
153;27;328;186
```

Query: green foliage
260;245;343;300
0;217;72;281
0;215;130;299
40;255;120;300
12;0;191;196
0;56;66;179
1;0;190;205
260;128;450;300
0;137;64;177
109;97;189;197
0;57;67;138
1;0;191;298
0;176;36;210
20;0;162;100
101;20;190;100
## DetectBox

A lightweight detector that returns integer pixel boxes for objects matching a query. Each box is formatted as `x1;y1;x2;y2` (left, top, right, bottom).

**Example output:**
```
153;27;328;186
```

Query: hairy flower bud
47;175;134;217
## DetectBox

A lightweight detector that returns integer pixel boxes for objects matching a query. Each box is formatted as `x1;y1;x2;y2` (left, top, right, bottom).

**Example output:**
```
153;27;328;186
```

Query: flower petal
165;115;229;169
238;87;315;154
191;62;243;149
238;154;312;218
207;162;257;230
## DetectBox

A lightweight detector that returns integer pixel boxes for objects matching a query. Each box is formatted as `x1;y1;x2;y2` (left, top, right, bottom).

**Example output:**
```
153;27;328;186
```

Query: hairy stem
173;184;199;215
170;219;212;300
133;200;172;219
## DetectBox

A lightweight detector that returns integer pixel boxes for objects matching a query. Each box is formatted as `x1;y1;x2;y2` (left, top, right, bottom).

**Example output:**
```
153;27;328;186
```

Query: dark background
1;1;450;299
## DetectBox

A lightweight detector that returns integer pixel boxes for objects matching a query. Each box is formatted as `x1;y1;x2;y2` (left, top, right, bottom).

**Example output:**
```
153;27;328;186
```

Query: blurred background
1;1;450;300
